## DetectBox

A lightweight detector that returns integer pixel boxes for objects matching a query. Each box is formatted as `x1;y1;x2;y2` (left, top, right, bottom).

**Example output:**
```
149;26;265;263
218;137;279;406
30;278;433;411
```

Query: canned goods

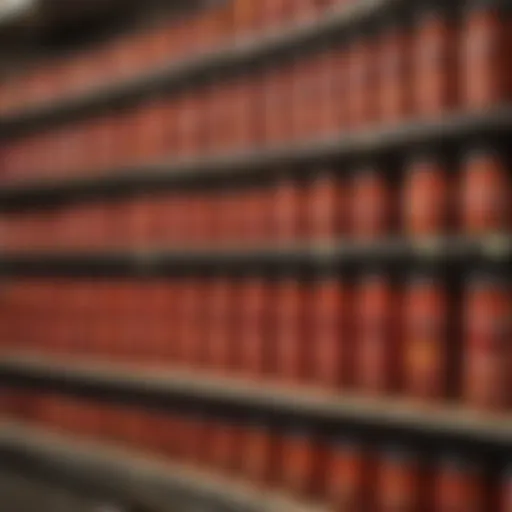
403;152;452;236
325;437;367;510
463;273;511;411
434;456;489;512
462;0;512;108
460;146;511;234
403;274;450;400
376;448;424;512
355;274;398;394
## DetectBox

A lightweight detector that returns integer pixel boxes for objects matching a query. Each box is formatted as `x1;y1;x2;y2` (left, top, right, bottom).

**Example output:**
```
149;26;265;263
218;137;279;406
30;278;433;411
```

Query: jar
403;274;450;400
242;419;278;484
264;62;293;145
462;0;511;108
379;18;411;124
355;274;399;394
308;273;352;388
434;456;489;512
275;277;306;382
351;166;393;239
273;176;303;244
460;146;511;234
232;0;260;37
325;438;367;510
238;276;269;376
403;152;452;236
209;418;244;473
307;170;346;241
413;2;457;116
376;448;424;512
463;273;511;411
328;42;349;134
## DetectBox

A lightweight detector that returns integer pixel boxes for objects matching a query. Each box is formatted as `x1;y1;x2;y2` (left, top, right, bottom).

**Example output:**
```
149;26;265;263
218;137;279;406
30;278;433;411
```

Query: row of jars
1;271;510;412
0;0;349;116
0;147;510;252
0;389;510;510
2;0;512;181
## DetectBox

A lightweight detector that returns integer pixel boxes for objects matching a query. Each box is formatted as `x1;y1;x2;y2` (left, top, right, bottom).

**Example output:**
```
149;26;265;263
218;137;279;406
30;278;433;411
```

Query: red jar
502;467;512;512
460;146;511;234
347;30;378;129
379;18;411;124
275;277;305;382
403;274;450;401
325;438;367;510
403;152;452;236
209;418;244;473
351;167;393;239
273;176;303;244
308;170;346;241
308;274;352;388
413;2;457;116
463;274;511;411
242;419;278;484
355;274;399;394
434;456;489;512
238;276;269;376
376;449;424;512
462;0;511;108
328;42;349;134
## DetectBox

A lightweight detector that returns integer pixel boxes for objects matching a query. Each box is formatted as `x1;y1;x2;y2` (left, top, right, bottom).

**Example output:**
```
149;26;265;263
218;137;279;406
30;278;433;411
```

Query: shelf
0;0;397;138
0;421;325;512
1;353;511;455
1;106;512;209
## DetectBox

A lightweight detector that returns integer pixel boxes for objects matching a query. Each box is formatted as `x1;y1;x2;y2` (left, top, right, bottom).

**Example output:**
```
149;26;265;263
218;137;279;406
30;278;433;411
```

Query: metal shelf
0;421;325;512
1;106;511;210
0;236;510;276
0;0;398;138
1;354;511;455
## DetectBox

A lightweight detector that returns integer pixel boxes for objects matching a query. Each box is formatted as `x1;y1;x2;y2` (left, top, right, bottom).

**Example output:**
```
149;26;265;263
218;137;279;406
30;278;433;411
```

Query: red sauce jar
355;273;399;395
273;175;303;244
413;2;458;116
328;42;349;134
379;18;411;124
308;273;352;389
242;418;278;484
463;273;511;411
275;277;306;383
325;437;368;510
403;274;450;401
376;448;425;512
434;456;489;512
209;417;244;473
462;0;512;109
502;467;512;512
307;170;346;241
403;152;452;236
460;146;511;234
351;166;394;240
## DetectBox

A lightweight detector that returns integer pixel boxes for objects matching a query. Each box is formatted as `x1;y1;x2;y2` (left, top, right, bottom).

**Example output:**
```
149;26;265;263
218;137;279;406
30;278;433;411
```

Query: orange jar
376;449;425;512
325;438;367;510
379;17;411;124
413;2;457;116
462;0;512;109
242;417;278;484
275;277;306;383
403;274;450;401
460;146;511;234
502;467;512;512
308;273;352;388
463;273;511;411
351;166;393;239
403;152;452;236
355;273;399;395
434;456;489;512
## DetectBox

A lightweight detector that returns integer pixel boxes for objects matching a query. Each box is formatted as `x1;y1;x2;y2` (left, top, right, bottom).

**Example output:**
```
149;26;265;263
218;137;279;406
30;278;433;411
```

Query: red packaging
376;449;425;512
460;146;511;234
379;18;411;124
403;152;452;236
463;273;511;411
242;418;278;484
325;438;367;510
434;456;489;512
275;277;305;382
413;2;457;116
462;0;511;109
502;467;512;512
403;274;450;400
351;166;393;240
355;273;399;394
308;274;352;388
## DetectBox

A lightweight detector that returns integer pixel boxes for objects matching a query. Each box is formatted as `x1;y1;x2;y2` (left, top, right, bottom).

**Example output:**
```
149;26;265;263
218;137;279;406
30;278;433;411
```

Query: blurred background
0;0;510;511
